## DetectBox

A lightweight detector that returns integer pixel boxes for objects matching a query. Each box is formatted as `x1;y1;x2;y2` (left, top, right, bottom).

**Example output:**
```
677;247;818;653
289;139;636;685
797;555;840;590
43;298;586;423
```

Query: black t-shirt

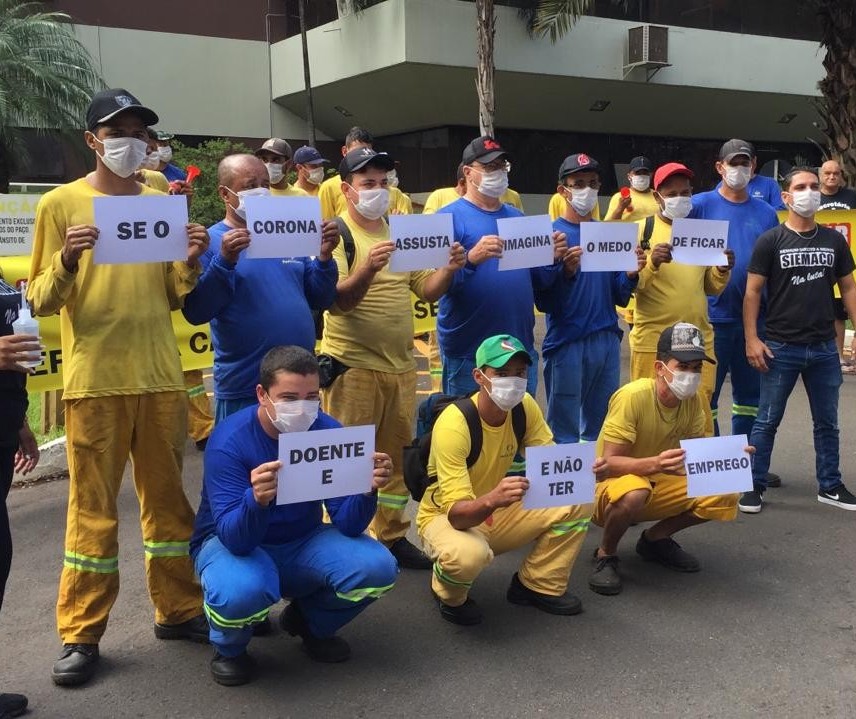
747;223;855;343
0;278;27;443
818;188;856;211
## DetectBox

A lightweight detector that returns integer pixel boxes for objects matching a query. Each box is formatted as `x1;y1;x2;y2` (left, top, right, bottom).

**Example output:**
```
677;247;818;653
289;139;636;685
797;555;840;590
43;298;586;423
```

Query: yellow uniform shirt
604;189;659;222
422;187;460;215
139;169;170;193
501;188;523;211
27;178;200;399
320;213;431;373
548;193;601;221
270;183;308;197
318;175;411;220
630;214;729;353
416;392;552;533
596;378;706;459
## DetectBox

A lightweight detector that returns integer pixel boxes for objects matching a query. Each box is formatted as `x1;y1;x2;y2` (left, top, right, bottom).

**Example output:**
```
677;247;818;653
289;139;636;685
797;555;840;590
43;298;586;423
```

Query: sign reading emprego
389;213;454;272
681;434;753;497
0;194;40;256
93;195;189;264
276;424;375;505
579;222;638;272
523;442;597;509
497;214;554;271
244;196;322;259
670;218;728;266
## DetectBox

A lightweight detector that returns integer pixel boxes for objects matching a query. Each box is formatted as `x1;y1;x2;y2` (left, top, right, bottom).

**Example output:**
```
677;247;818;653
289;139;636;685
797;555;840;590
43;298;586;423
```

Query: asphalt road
3;339;856;719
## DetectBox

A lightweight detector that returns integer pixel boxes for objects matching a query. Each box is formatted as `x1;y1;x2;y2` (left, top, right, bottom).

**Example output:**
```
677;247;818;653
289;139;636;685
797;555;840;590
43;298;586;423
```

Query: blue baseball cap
293;146;329;166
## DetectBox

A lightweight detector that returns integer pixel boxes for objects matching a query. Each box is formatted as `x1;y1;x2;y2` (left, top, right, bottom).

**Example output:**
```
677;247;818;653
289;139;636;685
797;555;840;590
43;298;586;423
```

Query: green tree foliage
171;138;252;228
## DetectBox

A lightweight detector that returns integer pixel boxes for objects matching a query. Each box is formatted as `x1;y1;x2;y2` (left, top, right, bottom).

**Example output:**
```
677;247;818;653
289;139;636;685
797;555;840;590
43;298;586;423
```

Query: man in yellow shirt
589;323;739;596
424;163;524;215
28;89;210;687
292;145;330;196
254;138;306;197
417;334;591;625
604;156;659;222
630;162;733;436
320;147;465;569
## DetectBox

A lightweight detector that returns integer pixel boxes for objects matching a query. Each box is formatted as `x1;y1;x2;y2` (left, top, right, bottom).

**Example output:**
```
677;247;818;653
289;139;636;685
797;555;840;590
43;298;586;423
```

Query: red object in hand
620;186;633;212
185;165;201;185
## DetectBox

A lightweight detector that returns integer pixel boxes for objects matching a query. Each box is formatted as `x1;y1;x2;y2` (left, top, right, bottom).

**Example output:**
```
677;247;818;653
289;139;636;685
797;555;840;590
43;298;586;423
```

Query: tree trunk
475;0;496;137
814;1;856;184
298;0;317;146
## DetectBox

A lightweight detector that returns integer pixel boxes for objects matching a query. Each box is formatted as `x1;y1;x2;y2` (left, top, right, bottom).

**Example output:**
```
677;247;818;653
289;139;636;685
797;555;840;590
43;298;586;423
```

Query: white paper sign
579;222;638;272
389;213;454;272
496;214;555;271
670;218;728;266
0;194;40;256
523;442;597;509
244;196;322;259
93;195;188;264
276;424;375;505
681;434;753;498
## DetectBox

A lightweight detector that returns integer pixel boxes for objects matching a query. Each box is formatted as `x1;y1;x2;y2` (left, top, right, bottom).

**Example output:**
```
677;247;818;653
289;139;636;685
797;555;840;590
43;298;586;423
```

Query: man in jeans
741;167;856;513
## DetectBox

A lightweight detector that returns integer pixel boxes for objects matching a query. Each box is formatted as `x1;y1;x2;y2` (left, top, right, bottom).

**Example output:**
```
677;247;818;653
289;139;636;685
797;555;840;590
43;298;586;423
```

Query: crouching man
417;334;592;625
190;346;398;685
589;323;739;596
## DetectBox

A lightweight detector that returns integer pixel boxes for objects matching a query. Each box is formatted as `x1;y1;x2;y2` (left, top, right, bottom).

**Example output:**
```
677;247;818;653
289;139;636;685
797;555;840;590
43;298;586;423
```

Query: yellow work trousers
420;501;592;607
59;392;202;644
631;349;716;437
427;331;443;393
322;367;416;545
184;369;213;442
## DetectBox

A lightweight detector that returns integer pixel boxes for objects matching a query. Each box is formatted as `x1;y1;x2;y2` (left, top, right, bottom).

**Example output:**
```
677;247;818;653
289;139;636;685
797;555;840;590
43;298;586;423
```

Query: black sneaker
388;538;432;570
279;603;350;662
766;472;782;488
506;572;582;615
818;484;856;511
51;643;99;686
154;613;210;643
432;591;483;625
0;692;28;718
210;650;255;686
589;552;622;596
635;531;700;572
738;490;764;514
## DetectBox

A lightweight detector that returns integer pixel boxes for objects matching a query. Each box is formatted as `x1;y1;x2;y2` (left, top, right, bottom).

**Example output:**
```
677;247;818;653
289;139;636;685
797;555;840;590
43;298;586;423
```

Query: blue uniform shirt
715;174;785;210
161;164;186;183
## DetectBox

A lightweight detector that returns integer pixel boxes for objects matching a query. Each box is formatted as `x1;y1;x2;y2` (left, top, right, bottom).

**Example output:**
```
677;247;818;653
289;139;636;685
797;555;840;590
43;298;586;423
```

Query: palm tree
0;0;102;191
519;0;600;42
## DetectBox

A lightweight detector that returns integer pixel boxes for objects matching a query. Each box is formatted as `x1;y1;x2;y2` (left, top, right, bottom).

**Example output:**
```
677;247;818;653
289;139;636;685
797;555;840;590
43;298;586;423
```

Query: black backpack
402;394;526;502
313;216;356;340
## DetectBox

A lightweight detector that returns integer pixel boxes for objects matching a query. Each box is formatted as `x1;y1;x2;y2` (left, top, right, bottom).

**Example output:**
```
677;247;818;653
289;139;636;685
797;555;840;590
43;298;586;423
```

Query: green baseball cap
475;334;531;368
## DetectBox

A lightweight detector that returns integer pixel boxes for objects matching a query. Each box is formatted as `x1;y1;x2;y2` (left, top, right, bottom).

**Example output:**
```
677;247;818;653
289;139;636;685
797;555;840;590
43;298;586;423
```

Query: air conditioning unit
624;25;671;81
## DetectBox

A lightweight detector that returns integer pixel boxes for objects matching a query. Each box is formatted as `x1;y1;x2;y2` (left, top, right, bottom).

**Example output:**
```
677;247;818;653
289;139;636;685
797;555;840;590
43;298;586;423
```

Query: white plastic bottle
11;281;41;368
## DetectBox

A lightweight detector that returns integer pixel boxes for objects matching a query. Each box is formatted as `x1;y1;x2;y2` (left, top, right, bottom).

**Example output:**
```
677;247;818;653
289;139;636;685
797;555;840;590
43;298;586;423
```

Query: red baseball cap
653;162;694;190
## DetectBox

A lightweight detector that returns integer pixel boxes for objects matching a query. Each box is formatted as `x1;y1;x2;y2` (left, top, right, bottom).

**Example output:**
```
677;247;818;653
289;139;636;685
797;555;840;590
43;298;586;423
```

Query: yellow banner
0;255;214;393
411;292;439;335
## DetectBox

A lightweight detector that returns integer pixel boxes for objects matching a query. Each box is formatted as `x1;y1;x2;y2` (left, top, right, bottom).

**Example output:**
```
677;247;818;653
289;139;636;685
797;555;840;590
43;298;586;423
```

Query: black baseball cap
558;153;600;180
255;138;292;160
462;136;508;165
339;147;395;177
657;323;715;364
718;139;755;163
86;89;158;131
629;156;653;172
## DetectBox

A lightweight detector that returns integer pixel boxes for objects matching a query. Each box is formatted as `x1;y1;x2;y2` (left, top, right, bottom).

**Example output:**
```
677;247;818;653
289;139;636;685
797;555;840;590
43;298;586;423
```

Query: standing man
182;154;339;421
154;130;186;183
692;140;779;443
424;163;523;215
293;145;330;196
605;156;659;222
533;153;642;443
29;89;210;686
320;147;465;569
255;138;307;197
741;167;856;513
713;141;784;209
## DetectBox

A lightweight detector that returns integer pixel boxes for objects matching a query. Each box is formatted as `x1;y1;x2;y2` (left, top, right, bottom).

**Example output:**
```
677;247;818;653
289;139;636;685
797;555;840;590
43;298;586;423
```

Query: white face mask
266;162;285;185
567;186;599;216
481;371;527;412
157;145;173;163
660;363;701;400
352;187;389;220
266;398;319;434
94;136;150;178
630;175;650;191
661;195;692;220
386;170;399;189
307;167;325;185
724;164;751;190
226;186;270;220
788;189;821;218
474;169;509;199
139;151;160;171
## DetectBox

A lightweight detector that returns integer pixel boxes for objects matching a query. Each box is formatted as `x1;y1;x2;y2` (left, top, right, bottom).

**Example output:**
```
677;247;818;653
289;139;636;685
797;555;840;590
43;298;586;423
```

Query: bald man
183;154;341;420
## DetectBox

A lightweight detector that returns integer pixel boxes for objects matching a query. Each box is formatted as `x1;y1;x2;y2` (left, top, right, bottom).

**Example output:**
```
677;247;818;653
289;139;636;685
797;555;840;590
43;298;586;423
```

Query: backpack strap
511;402;526;452
453;397;483;468
640;214;655;251
334;216;356;270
